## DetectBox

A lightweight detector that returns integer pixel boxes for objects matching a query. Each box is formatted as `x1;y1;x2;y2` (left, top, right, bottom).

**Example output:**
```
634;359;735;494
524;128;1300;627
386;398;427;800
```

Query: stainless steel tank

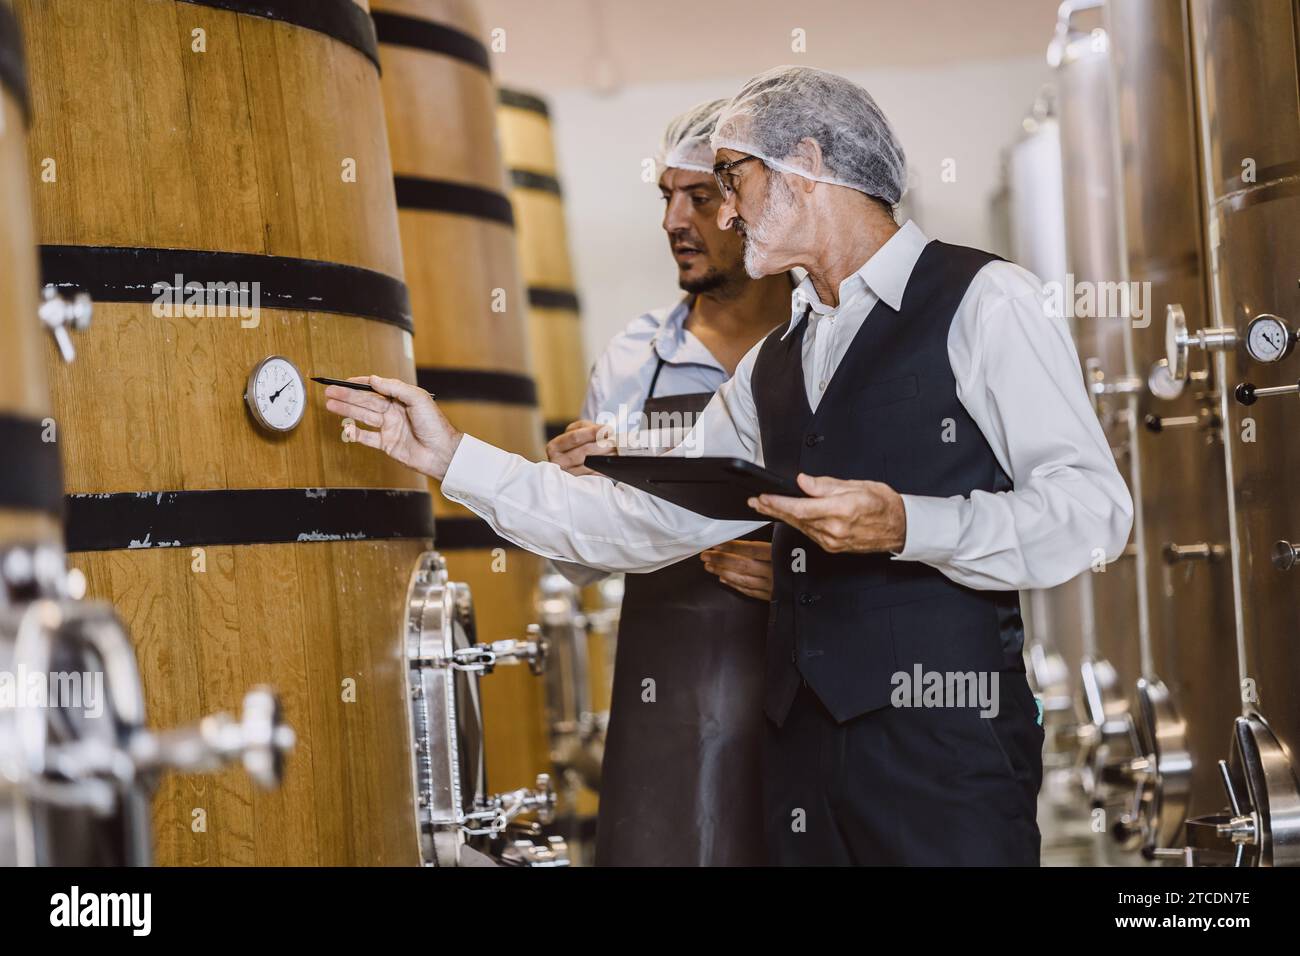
1101;0;1241;860
1050;0;1148;840
1168;0;1300;866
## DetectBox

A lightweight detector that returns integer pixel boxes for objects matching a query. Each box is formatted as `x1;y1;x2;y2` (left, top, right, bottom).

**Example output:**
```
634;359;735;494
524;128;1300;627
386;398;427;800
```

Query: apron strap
645;352;668;402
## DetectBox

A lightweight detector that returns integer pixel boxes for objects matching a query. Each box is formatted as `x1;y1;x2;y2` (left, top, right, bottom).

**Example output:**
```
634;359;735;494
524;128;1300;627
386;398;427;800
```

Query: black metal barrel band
371;10;490;73
0;413;63;517
177;0;380;70
498;88;549;118
394;175;514;228
40;245;413;334
64;488;435;552
527;286;581;313
415;367;537;407
509;168;563;197
434;516;520;552
0;0;28;122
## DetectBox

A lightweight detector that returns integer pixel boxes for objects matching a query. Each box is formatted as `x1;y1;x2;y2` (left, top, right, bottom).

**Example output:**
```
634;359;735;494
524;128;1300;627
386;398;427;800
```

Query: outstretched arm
324;375;764;573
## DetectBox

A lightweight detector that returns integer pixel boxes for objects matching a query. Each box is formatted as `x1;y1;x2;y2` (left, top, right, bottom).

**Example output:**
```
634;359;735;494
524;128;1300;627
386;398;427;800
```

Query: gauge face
245;356;305;432
1245;315;1293;364
1147;358;1184;401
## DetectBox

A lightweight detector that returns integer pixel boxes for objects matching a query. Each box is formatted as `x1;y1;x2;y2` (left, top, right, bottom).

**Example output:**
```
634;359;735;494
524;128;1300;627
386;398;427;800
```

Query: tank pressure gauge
1245;314;1295;364
1147;359;1184;401
245;355;306;433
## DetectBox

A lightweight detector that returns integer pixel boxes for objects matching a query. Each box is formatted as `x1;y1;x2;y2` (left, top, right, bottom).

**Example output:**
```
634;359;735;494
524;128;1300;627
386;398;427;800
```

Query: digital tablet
584;455;805;520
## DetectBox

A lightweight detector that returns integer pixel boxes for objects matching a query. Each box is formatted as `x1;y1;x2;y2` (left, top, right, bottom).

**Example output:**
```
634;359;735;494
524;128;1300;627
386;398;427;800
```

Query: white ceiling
477;0;1062;94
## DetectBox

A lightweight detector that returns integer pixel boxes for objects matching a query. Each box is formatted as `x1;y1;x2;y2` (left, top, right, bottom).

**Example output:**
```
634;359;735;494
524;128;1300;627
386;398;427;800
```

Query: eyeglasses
712;155;761;199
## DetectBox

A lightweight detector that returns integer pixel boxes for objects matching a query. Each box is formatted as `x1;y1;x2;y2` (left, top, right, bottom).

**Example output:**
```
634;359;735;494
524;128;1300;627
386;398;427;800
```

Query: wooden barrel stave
373;0;551;795
20;0;424;866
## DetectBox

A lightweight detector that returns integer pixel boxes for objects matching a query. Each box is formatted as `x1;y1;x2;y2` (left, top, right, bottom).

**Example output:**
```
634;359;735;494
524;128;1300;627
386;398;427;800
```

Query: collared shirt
579;297;727;425
441;221;1133;591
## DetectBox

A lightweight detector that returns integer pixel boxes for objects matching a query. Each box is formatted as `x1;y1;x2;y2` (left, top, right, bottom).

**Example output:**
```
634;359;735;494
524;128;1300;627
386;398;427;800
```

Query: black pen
312;376;436;400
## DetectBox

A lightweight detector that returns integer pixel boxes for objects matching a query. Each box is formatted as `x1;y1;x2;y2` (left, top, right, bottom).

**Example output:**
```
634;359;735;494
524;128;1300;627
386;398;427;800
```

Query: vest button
805;433;823;447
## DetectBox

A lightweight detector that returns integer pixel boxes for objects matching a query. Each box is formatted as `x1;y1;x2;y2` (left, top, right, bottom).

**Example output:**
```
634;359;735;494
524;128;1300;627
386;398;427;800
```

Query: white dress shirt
442;221;1133;591
578;297;727;425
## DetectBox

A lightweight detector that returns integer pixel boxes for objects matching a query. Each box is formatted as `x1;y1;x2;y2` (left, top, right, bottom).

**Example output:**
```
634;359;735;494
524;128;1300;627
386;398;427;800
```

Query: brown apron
594;355;771;866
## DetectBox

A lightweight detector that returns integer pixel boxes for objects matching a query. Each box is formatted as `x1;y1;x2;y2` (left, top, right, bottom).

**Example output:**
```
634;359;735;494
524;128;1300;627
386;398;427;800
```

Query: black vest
753;239;1025;726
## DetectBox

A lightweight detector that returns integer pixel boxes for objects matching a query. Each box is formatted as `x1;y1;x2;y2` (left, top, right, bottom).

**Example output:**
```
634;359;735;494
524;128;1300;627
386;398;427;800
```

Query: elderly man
325;66;1132;866
546;100;793;866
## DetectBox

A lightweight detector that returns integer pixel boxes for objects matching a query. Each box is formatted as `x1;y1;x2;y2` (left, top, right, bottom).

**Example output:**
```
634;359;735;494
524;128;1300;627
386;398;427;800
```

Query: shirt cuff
892;494;963;564
440;433;508;507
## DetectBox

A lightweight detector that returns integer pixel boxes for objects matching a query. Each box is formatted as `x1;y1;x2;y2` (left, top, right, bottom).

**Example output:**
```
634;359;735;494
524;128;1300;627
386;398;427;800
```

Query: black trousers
762;670;1044;865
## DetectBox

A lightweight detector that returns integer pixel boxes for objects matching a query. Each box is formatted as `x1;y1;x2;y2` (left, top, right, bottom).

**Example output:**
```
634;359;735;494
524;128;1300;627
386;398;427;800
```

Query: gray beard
740;177;793;278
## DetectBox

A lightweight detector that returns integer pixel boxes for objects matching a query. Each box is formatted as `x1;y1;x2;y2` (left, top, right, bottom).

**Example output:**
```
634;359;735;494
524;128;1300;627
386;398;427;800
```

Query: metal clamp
446;631;546;676
38;285;92;363
461;773;558;836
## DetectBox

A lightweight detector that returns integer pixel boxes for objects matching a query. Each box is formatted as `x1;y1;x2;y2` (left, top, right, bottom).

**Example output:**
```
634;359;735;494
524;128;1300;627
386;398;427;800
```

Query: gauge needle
270;381;293;403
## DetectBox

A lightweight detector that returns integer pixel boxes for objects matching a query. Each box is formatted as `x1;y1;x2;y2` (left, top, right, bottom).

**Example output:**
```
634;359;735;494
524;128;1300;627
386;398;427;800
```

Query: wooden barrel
497;88;588;441
0;0;57;554
19;0;424;866
371;0;550;794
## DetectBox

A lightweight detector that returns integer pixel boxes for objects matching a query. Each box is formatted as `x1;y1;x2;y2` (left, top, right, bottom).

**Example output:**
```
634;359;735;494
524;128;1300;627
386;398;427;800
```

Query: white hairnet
711;66;907;204
655;98;729;174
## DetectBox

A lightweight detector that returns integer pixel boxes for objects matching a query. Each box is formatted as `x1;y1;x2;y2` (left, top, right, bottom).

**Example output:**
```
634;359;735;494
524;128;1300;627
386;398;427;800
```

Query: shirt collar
782;219;930;339
651;296;723;369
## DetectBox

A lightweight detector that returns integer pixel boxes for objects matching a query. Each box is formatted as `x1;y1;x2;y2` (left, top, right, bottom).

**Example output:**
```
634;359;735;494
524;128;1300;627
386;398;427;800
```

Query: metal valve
1272;540;1300;570
1162;542;1227;564
1234;380;1300;406
446;627;547;676
1086;358;1142;397
38;284;92;363
1213;759;1258;847
1166;303;1237;382
462;772;558;836
126;687;295;789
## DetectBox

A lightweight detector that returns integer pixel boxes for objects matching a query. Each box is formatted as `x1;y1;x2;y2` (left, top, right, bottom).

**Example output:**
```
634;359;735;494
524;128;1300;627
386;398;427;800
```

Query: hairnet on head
710;66;907;204
655;98;730;175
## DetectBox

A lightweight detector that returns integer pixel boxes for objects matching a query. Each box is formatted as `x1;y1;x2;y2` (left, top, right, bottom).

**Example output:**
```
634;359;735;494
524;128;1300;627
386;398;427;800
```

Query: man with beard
543;100;793;866
324;67;1132;865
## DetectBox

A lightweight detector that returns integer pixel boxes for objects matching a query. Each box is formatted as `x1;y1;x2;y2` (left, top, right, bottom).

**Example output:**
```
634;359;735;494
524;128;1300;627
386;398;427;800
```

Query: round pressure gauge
1245;314;1294;364
1147;358;1185;401
245;355;305;433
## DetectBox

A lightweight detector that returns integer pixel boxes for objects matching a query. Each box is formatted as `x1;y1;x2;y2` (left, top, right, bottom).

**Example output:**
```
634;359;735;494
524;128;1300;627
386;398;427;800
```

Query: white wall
540;54;1052;362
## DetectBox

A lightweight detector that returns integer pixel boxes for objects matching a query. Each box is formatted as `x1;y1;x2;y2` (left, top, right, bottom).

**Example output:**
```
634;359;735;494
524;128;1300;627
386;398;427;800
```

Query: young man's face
658;167;748;295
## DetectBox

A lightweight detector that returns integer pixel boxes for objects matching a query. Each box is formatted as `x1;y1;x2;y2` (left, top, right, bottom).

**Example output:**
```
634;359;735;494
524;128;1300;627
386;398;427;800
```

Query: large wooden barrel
0;0;56;554
19;0;424;866
371;0;550;793
497;88;588;441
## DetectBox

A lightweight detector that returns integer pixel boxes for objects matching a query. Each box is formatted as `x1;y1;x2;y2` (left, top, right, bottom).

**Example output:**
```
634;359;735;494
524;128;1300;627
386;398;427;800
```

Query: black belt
177;0;380;69
0;0;28;121
372;10;490;73
0;413;63;516
64;487;434;552
40;245;413;334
